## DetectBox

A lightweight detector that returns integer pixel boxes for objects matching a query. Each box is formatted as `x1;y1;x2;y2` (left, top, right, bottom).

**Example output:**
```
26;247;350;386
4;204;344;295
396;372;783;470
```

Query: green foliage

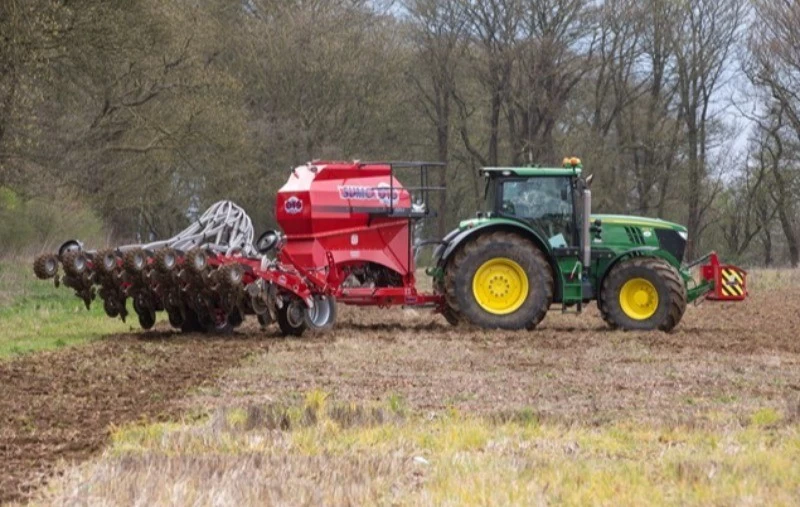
0;259;129;358
0;0;797;265
0;188;106;255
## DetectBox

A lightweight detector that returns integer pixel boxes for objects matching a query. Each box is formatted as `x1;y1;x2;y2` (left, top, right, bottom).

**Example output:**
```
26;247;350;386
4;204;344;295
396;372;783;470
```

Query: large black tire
441;306;460;326
138;311;155;330
154;248;178;274
600;257;687;332
257;312;272;329
206;316;234;335
434;278;460;326
444;232;553;330
167;308;184;329
180;308;206;333
103;297;121;318
94;249;118;276
123;249;147;274
34;254;59;280
185;248;208;275
61;251;89;279
277;300;307;337
228;308;244;328
133;297;156;330
596;295;617;329
303;295;337;333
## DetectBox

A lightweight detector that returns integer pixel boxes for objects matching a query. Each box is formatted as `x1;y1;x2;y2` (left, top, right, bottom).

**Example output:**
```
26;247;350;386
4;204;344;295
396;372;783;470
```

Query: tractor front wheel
600;257;687;332
445;232;553;330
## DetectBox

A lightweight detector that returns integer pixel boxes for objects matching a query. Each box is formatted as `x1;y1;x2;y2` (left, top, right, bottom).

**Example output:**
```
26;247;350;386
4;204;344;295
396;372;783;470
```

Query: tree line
1;0;799;266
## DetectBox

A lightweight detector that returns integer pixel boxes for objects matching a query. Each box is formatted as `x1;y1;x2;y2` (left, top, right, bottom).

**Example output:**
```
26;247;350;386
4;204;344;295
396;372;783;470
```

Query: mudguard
597;246;684;288
434;219;554;269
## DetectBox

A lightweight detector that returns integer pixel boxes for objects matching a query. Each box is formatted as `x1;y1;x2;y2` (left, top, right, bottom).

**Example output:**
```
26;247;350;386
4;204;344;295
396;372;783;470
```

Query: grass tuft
750;407;783;427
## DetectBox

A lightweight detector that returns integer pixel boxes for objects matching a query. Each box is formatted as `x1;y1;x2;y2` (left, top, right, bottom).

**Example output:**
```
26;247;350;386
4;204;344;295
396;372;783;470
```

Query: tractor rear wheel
441;306;460;326
600;257;687;332
434;278;460;326
445;232;553;330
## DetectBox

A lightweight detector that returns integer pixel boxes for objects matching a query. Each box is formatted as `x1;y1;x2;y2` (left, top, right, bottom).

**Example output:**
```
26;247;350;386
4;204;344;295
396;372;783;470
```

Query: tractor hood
456;214;687;233
591;214;687;233
451;213;688;264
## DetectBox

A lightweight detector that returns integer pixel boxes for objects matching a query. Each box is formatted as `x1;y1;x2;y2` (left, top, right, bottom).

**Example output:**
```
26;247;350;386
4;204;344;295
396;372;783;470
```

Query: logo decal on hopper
284;196;303;214
338;182;400;206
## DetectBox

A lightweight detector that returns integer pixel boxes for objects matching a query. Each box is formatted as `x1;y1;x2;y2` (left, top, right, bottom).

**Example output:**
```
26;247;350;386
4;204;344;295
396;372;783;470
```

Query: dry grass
37;396;800;506
744;268;800;291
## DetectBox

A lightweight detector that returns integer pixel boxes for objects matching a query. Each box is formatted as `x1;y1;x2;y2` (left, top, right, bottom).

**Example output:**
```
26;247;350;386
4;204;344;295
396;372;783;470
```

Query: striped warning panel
720;268;745;298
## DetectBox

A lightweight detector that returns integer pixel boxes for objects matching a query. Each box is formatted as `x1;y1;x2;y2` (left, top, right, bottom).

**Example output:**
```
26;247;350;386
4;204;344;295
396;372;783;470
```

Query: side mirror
256;230;280;254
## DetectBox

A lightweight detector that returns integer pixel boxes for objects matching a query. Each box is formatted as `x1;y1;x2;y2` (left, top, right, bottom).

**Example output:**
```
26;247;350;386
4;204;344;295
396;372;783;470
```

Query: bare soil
3;286;800;504
207;287;800;425
0;333;269;504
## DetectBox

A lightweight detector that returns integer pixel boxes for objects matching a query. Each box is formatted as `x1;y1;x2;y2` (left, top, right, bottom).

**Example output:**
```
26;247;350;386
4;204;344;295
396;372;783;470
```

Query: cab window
500;177;575;247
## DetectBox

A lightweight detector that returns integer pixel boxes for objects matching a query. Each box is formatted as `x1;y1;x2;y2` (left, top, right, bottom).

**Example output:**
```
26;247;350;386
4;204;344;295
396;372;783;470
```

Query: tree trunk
685;126;701;260
436;104;449;238
488;90;501;166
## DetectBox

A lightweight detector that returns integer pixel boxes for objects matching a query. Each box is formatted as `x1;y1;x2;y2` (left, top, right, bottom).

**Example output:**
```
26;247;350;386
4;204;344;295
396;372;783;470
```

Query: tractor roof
481;166;582;177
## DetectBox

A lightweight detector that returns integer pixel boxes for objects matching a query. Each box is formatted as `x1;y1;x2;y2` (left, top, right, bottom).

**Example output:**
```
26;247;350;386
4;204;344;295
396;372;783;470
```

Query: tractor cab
480;162;584;249
479;159;591;310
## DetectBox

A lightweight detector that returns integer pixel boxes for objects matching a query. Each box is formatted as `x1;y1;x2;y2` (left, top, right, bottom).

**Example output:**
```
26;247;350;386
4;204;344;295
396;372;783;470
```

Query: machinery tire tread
123;249;147;274
33;254;59;280
434;277;460;325
596;297;617;329
277;303;307;337
444;231;553;330
600;257;687;332
61;251;88;279
155;248;177;274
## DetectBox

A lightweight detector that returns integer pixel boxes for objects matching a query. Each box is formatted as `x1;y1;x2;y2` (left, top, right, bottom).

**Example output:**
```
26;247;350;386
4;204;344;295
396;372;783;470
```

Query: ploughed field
2;271;799;504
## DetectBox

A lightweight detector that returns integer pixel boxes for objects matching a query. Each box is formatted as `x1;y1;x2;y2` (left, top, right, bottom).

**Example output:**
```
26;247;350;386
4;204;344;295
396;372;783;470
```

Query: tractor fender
432;227;462;265
597;247;683;292
435;222;560;285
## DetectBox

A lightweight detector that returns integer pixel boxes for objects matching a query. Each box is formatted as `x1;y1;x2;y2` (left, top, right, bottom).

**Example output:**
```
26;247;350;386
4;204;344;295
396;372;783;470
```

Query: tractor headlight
678;231;688;241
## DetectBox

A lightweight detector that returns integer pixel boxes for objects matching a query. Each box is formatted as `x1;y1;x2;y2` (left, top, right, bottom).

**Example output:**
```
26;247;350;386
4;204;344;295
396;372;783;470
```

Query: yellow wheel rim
472;258;529;315
619;278;659;320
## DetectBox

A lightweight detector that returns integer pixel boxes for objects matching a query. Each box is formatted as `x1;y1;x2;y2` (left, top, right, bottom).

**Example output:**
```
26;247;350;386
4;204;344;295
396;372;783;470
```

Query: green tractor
432;158;746;331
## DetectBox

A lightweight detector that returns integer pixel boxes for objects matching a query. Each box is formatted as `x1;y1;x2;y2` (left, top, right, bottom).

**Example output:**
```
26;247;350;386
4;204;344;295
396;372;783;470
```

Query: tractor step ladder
560;259;584;313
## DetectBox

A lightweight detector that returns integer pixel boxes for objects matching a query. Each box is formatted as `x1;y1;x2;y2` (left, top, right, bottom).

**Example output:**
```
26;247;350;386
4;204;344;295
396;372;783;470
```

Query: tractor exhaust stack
582;187;591;269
